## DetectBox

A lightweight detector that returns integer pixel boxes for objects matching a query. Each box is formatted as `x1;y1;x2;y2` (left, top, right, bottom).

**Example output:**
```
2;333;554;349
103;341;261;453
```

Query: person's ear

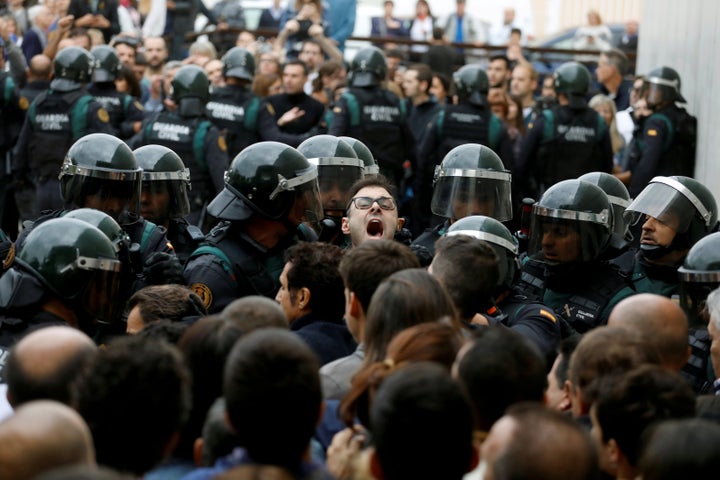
297;287;311;311
370;447;384;480
466;444;480;473
193;438;204;467
349;291;361;317
396;217;405;230
341;216;350;235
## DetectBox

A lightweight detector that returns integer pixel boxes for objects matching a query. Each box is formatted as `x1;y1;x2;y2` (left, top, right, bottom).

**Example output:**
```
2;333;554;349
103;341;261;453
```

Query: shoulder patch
266;103;275;116
3;242;15;270
191;283;213;310
134;100;144;111
97;108;110;123
18;96;29;110
647;129;658;136
539;309;557;323
218;135;227;152
333;106;342;113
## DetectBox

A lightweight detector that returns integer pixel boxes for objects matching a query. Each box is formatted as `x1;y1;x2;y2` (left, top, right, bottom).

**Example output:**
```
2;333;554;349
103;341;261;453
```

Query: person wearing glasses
341;176;405;248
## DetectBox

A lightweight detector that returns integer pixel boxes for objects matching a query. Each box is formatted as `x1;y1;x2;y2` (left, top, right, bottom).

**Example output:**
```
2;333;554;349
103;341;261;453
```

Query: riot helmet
16;218;123;324
453;64;489;106
339;136;379;177
553;62;591;108
207;141;323;229
678;232;720;326
349;46;387;87
91;45;122;82
297;135;365;215
134;145;191;224
447;215;520;290
59;133;142;224
64;208;132;255
51;46;95;92
170;64;210;117
578;171;632;250
624;176;717;257
222;47;255;81
431;144;512;222
645;66;686;107
528;179;612;264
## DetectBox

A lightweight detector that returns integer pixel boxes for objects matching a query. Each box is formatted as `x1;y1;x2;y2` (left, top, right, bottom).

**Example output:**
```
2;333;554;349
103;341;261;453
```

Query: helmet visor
528;206;611;263
82;265;124;324
679;278;718;327
288;180;323;231
431;169;512;221
141;170;191;220
309;158;365;212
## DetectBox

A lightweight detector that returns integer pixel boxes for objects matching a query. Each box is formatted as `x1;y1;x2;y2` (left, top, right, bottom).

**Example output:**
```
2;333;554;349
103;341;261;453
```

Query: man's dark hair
200;397;241;467
135;320;189;345
300;39;322;55
510;27;522;37
74;336;191;476
385;48;405;60
127;284;206;327
433;71;452;95
220;295;288;332
432;236;499;320
224;328;322;470
283;58;309;77
408;63;433;93
457;328;546;431
371;362;475;480
68;27;92;46
432;26;444;40
553;334;582;388
490;54;511;69
346;174;397;203
595;365;696;467
284;242;345;319
601;47;629;76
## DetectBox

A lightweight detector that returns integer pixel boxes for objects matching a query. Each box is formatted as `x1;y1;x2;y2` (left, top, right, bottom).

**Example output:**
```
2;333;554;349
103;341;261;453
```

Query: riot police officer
627;67;696;197
415;64;513;234
339;136;379;178
184;141;323;314
13;46;112;218
517;61;613;199
297;135;365;245
88;45;145;140
205;47;260;159
412;144;513;256
130;64;229;228
0;218;123;360
328;46;415;193
134;144;203;264
446;215;561;358
518;179;628;333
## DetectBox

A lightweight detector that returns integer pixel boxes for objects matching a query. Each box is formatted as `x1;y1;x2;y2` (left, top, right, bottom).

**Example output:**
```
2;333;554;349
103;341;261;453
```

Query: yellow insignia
333;106;342;113
18;96;29;111
191;283;213;310
266;103;276;116
97;108;110;123
134;100;144;111
218;135;227;152
166;241;175;251
3;242;15;270
647;129;658;136
539;309;557;323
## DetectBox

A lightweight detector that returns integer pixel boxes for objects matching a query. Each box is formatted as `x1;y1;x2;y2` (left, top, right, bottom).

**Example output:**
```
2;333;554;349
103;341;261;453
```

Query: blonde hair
589;94;624;154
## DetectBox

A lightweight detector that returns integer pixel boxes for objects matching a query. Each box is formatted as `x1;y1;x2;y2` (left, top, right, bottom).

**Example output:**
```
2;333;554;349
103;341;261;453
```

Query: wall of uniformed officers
0;10;719;480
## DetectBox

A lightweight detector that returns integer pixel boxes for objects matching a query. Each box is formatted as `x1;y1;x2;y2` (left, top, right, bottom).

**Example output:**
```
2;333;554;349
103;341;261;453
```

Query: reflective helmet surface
51;46;95;91
339;136;378;177
350;46;387;87
553;62;591;108
134;145;191;221
207;141;323;228
578;171;632;249
91;45;122;82
453;64;489;106
59;133;142;222
431;144;512;221
447;215;519;288
528;179;612;263
298;136;365;213
64;208;131;254
645;66;686;106
17;218;122;323
678;232;720;326
221;47;256;81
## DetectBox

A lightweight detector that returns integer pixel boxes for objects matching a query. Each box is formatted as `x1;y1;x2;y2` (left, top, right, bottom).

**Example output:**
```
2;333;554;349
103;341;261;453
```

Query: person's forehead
284;65;304;75
355;186;391;198
302;44;321;54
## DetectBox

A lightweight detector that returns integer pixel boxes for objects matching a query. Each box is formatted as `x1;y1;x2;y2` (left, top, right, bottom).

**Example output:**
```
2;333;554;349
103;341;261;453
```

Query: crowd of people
0;1;718;480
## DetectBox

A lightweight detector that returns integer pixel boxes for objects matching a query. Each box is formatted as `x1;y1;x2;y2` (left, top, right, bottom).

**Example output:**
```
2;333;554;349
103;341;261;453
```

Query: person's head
430;235;499;321
252;73;282;97
204;59;224;87
383;0;394;16
592;365;695;478
455;0;466;16
223;328;322;469
112;38;137;67
639;418;720;480
488;54;511;89
510;61;538;103
607;293;689;372
170;64;210;117
59;133;142;223
221;295;288;331
313;59;343;92
350;46;387;88
282;59;308;94
553;61;591;108
455;328;546;432
207;141;323;235
453;64;489;106
402;63;432;101
276;242;345;323
589;93;617;127
488;87;508;118
587;9;602;26
596;48;628;85
578;171;632;250
0;400;95;480
51;46;95;92
257;51;281;76
567;326;661;417
529;179;612;265
644;66;686;109
125;284;206;335
370;362;476;480
541;74;556;98
74;336;191;476
115;63;142;98
705;288;720;384
134;144;191;226
341;176;405;247
143;37;168;70
481;403;599;480
679;233;720;327
625;176;718;264
5;327;96;408
195;397;241;467
546;335;582;412
298;39;323;71
187;40;217;64
431;143;513;222
27;54;53;82
29;4;54;30
430;72;451;103
415;0;431;17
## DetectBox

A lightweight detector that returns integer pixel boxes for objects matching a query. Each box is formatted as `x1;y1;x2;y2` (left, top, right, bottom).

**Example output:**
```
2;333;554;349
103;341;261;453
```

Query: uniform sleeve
629;115;671;196
11;115;32;181
597;120;614;173
86;102;114;134
505;303;561;358
326;97;349;136
204;126;230;194
140;224;176;262
257;99;313;147
496;125;515;171
184;253;238;314
119;98;145;139
414;117;439;204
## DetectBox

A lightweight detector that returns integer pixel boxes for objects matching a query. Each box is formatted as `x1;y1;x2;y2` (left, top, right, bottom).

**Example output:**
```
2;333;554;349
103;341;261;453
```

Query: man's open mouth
367;219;384;238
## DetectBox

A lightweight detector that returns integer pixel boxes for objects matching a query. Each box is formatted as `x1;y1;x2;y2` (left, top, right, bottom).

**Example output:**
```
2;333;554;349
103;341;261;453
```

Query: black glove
143;252;184;285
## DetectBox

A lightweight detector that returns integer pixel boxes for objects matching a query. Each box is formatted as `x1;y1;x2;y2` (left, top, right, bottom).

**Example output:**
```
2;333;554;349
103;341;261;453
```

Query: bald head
220;295;289;331
28;54;53;81
0;400;95;479
608;294;690;372
5;326;96;407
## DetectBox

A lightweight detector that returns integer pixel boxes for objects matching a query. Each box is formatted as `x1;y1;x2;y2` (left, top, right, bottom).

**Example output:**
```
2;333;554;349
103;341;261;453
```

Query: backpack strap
341;91;360;127
70;94;94;140
194;119;212;172
541;109;555;142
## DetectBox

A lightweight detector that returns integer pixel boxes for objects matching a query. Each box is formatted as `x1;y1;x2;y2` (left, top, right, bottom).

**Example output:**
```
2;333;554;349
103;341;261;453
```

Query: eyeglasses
347;196;396;211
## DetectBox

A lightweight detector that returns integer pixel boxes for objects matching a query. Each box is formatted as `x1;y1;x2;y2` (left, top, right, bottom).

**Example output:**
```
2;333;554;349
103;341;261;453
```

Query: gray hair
706;287;720;331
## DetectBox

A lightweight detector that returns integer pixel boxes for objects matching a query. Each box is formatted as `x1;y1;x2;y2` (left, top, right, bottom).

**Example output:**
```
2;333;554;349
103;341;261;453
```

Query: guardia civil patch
647;129;658;136
18;97;29;110
191;283;213;309
266;103;276;116
218;136;227;152
98;108;110;123
539;309;557;323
